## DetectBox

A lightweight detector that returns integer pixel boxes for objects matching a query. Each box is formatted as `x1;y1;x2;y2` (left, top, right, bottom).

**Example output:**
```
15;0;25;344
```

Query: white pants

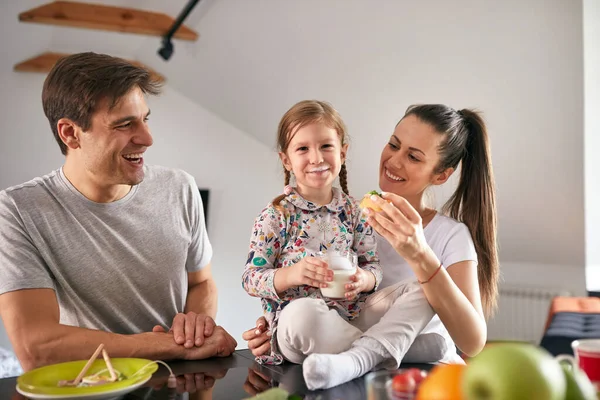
277;279;442;367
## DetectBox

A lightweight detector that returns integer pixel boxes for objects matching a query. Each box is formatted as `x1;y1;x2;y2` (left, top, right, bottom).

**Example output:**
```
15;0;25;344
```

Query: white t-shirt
377;212;477;362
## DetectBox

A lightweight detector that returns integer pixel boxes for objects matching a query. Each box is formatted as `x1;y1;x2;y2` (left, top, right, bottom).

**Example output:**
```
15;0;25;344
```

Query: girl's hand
287;256;333;289
344;268;375;300
364;192;430;263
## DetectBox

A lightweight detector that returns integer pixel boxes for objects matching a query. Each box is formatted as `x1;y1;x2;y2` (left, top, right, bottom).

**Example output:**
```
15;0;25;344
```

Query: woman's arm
441;261;486;356
410;249;486;356
365;192;487;357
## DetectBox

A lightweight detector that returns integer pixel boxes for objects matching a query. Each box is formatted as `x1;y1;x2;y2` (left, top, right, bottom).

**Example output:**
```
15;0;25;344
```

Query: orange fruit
415;364;466;400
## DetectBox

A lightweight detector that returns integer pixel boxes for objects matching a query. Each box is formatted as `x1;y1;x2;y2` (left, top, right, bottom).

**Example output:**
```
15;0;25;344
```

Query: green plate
16;358;158;399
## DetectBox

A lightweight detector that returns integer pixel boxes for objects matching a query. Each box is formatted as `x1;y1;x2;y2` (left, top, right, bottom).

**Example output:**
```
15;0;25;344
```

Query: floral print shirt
242;187;382;365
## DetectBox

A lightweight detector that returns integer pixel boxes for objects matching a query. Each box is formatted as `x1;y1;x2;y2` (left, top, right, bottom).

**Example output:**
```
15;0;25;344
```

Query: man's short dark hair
42;52;162;155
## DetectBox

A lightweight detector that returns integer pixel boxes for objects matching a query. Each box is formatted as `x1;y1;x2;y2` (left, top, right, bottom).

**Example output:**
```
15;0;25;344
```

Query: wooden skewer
72;343;104;386
102;349;117;381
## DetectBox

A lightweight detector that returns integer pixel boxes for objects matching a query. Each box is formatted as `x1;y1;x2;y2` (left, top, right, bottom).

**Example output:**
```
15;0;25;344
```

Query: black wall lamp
158;0;201;61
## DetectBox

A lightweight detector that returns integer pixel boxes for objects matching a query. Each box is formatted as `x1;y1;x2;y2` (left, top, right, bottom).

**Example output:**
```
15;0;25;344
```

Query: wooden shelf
19;1;198;41
14;52;165;83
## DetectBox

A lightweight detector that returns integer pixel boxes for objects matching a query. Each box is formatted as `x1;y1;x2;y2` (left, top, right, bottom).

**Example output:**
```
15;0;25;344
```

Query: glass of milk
318;250;358;299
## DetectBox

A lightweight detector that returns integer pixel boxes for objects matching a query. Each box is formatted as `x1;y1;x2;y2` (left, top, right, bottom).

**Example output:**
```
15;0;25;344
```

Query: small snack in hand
359;190;384;212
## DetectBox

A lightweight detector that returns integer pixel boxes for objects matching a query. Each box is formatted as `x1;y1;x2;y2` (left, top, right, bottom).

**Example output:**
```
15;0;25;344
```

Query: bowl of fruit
365;368;428;400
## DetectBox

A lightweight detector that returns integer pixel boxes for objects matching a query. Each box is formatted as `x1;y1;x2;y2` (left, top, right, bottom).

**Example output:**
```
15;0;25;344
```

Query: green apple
462;343;566;400
245;387;294;400
560;360;596;400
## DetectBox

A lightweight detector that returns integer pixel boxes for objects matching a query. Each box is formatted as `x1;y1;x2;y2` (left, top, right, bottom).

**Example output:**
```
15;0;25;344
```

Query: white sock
302;337;390;390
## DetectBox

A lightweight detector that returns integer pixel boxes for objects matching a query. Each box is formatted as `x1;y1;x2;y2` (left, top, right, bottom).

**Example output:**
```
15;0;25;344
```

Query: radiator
486;285;571;343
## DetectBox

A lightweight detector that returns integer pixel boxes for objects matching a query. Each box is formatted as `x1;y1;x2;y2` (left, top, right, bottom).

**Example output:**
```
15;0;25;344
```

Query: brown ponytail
404;104;499;318
272;170;291;212
446;109;498;318
339;163;349;195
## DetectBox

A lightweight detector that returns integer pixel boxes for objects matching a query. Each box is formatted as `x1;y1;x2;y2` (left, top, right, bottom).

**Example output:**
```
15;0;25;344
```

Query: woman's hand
364;192;439;279
243;367;272;396
364;193;427;259
242;316;272;357
274;256;333;293
344;268;375;300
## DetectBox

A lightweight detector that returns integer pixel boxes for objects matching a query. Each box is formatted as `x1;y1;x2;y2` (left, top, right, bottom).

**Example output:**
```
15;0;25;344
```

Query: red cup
557;339;600;386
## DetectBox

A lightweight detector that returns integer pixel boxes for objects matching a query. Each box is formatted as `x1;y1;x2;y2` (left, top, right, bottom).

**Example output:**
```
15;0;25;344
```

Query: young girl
242;100;383;365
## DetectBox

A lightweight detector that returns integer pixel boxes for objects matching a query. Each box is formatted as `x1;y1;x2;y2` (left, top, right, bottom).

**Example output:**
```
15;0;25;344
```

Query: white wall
584;0;600;290
152;0;587;292
0;80;281;352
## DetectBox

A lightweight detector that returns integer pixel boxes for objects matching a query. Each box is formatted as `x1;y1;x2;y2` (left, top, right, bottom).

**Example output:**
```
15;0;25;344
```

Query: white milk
320;254;356;299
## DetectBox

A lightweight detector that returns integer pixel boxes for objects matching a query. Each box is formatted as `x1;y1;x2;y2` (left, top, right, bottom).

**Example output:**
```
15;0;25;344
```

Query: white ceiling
4;0;586;267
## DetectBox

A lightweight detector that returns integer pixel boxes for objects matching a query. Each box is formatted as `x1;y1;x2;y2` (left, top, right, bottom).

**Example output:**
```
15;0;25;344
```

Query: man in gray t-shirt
0;52;236;372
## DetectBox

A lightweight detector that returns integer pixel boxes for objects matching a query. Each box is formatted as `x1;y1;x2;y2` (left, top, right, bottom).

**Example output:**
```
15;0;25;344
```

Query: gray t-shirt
0;165;212;334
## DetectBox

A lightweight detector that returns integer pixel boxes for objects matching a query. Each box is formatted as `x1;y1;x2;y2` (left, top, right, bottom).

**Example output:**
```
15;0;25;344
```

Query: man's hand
152;312;216;348
183;326;237;359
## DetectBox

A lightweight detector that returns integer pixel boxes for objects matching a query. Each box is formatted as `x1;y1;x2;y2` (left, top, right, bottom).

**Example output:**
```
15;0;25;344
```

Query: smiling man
0;52;236;371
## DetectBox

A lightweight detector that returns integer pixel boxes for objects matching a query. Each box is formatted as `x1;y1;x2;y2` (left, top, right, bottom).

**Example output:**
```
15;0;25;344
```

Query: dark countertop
0;349;434;399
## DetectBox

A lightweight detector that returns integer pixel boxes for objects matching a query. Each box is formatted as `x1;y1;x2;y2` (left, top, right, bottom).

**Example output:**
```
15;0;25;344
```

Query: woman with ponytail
244;104;498;390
